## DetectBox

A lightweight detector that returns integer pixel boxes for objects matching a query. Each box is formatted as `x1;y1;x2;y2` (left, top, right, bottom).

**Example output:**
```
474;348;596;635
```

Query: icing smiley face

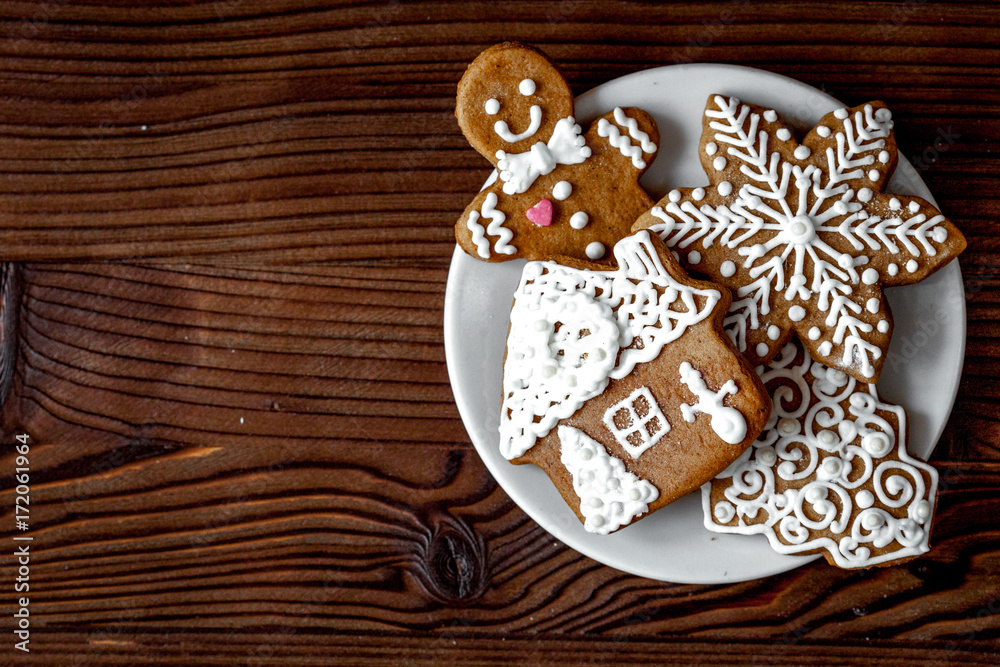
454;42;660;264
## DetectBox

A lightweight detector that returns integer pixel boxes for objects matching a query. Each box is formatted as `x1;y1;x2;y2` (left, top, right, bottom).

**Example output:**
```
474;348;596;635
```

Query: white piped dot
818;430;837;446
590;515;604;527
533;319;547;331
868;169;880;181
789;305;806;322
757;448;777;466
866;297;880;313
808;327;821;340
776;128;791;141
932;227;947;243
857;187;873;203
862;268;879;285
629;488;642;501
714;502;735;522
862;432;890;456
689;251;701;264
589;497;603;508
585;242;605;260
862;513;883;530
878;150;890;164
485;98;500;115
887;263;898;276
756;342;769;357
877;320;889;333
906;259;918;273
720;260;736;277
692;187;705;201
915;500;932;521
763;110;777;122
668;189;682;203
806;487;826;503
718;181;733;197
793;145;811;160
834;108;849;119
579;448;592;461
778;418;798;434
569;211;589;229
542;365;556;378
833;200;848;215
816;125;831;137
713;156;727;171
518;78;535;96
552;180;572;201
889;197;901;211
908;200;921;213
767;325;780;341
705;142;717;156
857;491;875;509
818;341;832;356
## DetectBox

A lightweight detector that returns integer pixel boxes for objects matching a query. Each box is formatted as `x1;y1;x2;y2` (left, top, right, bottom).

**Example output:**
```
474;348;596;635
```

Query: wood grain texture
0;1;998;664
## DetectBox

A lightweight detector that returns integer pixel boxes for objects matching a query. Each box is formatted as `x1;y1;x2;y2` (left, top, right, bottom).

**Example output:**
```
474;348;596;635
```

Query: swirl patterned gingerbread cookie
703;338;938;568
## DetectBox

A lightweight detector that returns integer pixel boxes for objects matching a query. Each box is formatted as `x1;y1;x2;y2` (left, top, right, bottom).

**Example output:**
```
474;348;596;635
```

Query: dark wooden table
0;2;998;664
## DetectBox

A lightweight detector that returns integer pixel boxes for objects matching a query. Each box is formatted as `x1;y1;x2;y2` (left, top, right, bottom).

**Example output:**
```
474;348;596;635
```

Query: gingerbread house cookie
500;231;771;534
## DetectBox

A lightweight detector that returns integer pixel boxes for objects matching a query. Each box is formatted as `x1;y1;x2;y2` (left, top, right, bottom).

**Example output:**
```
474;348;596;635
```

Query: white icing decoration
767;325;780;340
793;145;811;160
485;98;500;115
645;97;949;379
808;326;821;340
480;169;499;192
466;192;515;258
692;187;705;201
834;108;849;119
570;211;589;229
689;250;701;264
718;181;733;197
602;386;670;458
763;110;777;122
613;107;657;153
866;298;879;314
559;426;658;534
518;78;536;96
818;341;833;356
706;142;718;156
703;341;938;568
889;197;901;211
720;260;736;277
906;259;918;272
597;108;656;169
879;150;890;164
678;362;747;445
494;104;542;142
877;320;889;333
887;262;898;276
668;189;682;203
496;116;591;194
553;180;572;201
498;232;721;459
713;156;727;171
816;126;831;138
908;201;921;213
868;168;879;181
756;342;769;357
585;242;605;259
789;305;806;321
862;268;879;284
776;128;791;141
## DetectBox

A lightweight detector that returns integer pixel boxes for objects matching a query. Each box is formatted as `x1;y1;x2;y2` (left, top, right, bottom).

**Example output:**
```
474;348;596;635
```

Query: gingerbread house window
602;386;669;459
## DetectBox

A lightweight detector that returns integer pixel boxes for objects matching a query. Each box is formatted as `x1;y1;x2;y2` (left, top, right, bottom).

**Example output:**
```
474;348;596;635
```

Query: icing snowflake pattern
635;95;965;382
499;231;721;460
702;340;938;568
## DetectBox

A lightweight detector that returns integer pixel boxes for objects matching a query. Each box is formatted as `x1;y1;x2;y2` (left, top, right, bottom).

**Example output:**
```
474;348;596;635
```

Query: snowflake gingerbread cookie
455;42;659;264
633;95;966;382
704;338;938;568
500;231;771;534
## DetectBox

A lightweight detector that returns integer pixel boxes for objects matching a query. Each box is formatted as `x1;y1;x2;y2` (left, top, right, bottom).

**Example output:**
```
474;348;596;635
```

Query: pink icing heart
526;199;553;226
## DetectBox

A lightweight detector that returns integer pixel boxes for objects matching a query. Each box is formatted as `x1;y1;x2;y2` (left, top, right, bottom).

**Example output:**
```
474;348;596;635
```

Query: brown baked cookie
632;95;966;382
499;231;771;534
704;337;938;568
455;42;659;264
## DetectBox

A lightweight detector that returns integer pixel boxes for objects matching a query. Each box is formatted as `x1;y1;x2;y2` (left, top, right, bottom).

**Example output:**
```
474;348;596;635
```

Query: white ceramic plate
444;64;965;584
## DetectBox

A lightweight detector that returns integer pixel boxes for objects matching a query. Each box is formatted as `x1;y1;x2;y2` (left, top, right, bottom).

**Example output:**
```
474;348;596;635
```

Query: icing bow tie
496;117;592;195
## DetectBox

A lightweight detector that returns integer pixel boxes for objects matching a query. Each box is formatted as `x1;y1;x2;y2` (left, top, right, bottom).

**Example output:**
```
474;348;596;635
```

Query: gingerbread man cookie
633;95;966;382
704;338;938;568
500;231;771;534
455;42;659;264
